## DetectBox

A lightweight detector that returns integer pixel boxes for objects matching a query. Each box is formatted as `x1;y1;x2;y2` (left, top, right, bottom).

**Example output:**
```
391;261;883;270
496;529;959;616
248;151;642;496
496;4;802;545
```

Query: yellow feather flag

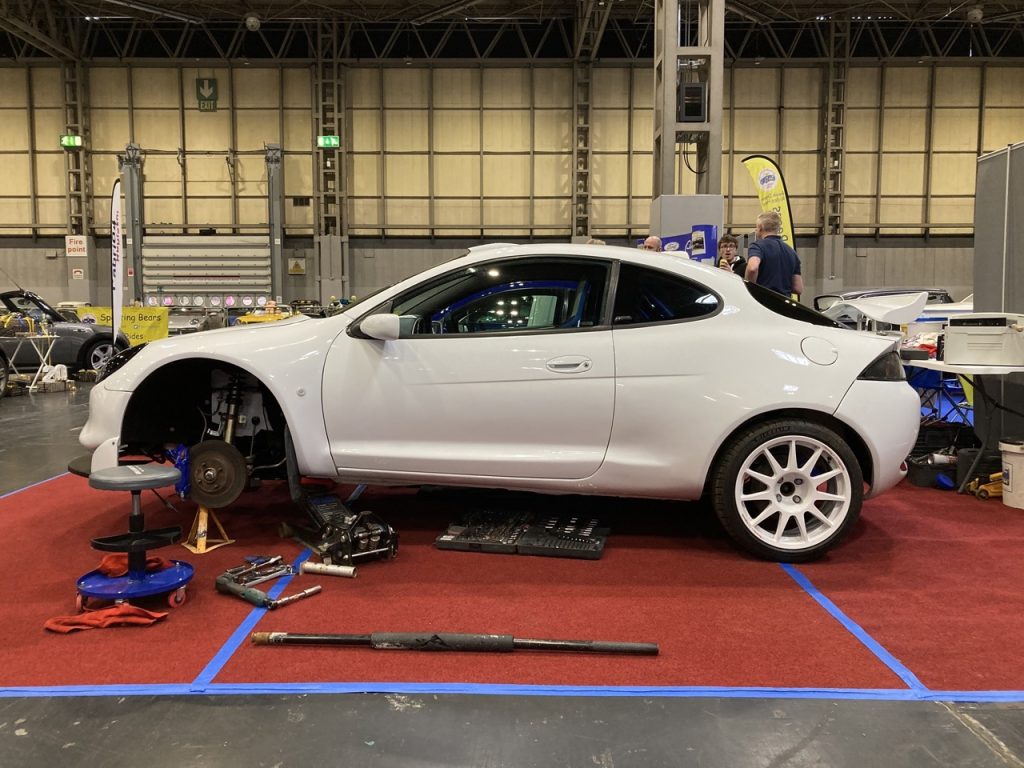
741;155;796;246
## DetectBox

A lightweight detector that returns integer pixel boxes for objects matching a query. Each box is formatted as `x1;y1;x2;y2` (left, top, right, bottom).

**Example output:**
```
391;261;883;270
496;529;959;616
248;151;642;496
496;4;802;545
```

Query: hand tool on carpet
251;631;658;655
300;561;357;578
216;556;322;609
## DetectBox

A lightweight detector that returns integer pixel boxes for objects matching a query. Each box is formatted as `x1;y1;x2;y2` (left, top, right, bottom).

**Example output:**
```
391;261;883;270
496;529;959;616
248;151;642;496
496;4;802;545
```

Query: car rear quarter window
612;264;720;325
746;281;843;328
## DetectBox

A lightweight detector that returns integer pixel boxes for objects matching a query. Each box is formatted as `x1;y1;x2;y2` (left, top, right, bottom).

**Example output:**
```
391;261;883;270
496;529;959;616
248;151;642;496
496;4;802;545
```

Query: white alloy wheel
734;434;852;551
712;419;864;562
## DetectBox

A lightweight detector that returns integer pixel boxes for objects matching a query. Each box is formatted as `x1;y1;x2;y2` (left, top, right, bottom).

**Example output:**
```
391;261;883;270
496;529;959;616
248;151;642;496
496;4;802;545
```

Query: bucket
1000;439;1024;510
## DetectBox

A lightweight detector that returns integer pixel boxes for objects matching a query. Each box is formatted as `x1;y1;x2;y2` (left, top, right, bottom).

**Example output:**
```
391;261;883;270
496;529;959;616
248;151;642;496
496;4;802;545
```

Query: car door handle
545;356;593;374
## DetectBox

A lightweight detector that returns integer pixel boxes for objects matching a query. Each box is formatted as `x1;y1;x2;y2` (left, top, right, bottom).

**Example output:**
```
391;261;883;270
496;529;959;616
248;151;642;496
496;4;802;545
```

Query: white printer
944;313;1024;366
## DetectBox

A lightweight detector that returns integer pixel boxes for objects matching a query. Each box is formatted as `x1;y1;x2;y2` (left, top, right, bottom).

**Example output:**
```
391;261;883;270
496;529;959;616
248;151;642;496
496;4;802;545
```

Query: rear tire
712;419;863;562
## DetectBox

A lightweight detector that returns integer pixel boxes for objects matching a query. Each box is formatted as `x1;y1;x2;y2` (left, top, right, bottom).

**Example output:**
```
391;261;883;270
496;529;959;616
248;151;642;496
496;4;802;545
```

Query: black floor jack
284;429;398;567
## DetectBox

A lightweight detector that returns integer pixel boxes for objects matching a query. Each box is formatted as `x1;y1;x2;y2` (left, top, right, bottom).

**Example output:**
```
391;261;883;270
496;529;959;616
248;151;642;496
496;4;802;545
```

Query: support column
570;0;612;242
312;21;349;303
823;18;850;235
61;60;92;236
572;62;592;241
653;0;724;199
265;143;284;302
118;143;144;302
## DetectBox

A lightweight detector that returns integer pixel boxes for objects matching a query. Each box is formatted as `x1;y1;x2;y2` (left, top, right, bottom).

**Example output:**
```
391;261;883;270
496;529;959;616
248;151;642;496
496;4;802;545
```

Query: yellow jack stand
183;506;235;554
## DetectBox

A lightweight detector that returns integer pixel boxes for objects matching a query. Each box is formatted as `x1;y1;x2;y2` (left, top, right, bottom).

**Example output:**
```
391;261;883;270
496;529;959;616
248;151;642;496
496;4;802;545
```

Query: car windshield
745;282;843;329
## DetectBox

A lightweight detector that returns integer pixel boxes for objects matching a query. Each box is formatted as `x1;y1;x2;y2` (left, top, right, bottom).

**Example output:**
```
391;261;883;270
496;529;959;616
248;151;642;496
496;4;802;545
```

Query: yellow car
233;306;293;325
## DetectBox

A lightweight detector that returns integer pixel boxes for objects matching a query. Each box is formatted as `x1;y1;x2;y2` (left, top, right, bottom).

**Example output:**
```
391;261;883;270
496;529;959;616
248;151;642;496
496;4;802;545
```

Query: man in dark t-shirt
745;211;803;298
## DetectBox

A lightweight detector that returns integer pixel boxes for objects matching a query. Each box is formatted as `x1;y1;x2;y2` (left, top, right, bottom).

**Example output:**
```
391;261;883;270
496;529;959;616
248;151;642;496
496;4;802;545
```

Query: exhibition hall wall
0;60;1012;300
0;61;1021;238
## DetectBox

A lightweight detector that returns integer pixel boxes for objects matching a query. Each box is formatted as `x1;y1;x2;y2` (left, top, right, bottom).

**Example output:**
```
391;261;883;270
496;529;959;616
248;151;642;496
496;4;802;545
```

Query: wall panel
984;66;1024;106
533;68;571;108
91;110;131;151
534;110;572;150
482;156;529;196
534;155;571;196
0;108;29;151
385;155;429;196
481;69;530;108
433;155;480;197
236;109;281;149
134;109;180;149
433;69;479;107
932;108;980;152
30;68;61;107
383;69;428;107
234;68;279;108
732;68;779;108
592;110;629;152
482;110;530;152
385;110;429;151
283;68;311;109
881;109;927;150
132;69;179;108
432;110;480;152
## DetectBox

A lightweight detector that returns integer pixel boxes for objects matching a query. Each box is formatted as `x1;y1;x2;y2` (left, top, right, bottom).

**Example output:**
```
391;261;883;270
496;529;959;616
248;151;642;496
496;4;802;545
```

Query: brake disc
189;440;248;508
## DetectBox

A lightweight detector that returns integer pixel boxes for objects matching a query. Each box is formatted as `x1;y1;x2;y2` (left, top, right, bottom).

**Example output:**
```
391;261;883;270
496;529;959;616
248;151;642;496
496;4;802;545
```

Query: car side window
389;257;609;336
613;264;720;325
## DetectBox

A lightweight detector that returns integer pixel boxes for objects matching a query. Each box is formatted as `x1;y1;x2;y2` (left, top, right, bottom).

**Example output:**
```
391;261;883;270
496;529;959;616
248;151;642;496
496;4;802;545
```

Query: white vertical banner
110;180;123;338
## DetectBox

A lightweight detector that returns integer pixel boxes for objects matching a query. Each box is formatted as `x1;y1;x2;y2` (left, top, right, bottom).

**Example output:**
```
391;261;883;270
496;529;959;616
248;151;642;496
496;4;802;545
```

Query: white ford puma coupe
81;243;919;561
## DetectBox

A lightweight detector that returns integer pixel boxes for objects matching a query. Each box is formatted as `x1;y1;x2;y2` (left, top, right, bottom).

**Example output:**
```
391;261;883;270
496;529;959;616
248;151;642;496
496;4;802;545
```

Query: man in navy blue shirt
745;211;803;299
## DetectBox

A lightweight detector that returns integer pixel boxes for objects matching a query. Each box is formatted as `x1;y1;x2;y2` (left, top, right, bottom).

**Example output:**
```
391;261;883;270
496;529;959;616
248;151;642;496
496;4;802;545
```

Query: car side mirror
359;313;401;340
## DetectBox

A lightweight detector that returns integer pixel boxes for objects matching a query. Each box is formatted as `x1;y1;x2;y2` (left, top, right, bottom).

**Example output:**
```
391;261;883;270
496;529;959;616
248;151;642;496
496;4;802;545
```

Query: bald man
641;235;662;251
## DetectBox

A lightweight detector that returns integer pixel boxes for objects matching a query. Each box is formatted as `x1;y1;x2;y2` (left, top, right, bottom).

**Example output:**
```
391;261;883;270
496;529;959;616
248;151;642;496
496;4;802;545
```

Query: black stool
76;465;194;610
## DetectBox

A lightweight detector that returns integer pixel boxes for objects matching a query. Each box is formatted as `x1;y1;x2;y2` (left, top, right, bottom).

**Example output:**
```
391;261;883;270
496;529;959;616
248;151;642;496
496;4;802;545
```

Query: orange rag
98;553;173;577
44;603;169;634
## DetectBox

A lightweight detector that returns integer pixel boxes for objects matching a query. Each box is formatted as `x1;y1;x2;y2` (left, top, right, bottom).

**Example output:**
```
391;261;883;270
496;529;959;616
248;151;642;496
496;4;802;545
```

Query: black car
289;299;327;318
0;289;130;372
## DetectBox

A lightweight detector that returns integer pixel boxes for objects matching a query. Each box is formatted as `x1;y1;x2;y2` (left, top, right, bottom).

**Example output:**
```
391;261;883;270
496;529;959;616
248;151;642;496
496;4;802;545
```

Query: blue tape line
4;682;1024;703
190;549;314;691
781;563;927;692
0;472;68;500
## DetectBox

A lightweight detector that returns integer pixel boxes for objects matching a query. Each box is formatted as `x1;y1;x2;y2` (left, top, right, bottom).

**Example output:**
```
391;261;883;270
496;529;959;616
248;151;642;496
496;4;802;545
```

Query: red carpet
0;474;1018;691
800;483;1024;691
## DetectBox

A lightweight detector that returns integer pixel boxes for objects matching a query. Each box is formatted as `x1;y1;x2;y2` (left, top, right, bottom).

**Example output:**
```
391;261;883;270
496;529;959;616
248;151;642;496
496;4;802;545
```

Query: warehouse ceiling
49;1;1024;24
2;0;1023;59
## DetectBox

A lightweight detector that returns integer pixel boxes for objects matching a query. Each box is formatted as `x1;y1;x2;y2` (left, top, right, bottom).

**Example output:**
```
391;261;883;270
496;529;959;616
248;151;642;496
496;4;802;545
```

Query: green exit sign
317;135;341;149
60;134;83;148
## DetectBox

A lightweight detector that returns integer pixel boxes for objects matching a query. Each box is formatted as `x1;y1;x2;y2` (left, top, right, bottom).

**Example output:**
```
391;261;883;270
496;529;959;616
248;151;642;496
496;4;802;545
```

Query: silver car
167;307;227;335
0;289;129;372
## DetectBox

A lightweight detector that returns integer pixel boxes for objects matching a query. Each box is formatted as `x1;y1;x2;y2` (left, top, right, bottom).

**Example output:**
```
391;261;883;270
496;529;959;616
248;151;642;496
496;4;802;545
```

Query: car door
323;255;615;480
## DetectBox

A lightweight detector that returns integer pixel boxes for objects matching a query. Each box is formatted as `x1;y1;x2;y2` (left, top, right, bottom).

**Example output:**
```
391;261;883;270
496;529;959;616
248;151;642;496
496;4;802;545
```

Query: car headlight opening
96;342;147;382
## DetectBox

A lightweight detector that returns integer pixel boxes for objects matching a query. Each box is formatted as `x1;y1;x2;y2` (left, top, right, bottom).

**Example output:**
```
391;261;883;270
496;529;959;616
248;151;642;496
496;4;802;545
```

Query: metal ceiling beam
0;0;77;59
100;0;203;24
411;0;485;25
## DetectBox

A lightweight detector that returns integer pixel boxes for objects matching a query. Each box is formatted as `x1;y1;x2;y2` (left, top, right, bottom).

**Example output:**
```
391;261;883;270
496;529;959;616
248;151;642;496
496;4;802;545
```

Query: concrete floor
1;384;1023;767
